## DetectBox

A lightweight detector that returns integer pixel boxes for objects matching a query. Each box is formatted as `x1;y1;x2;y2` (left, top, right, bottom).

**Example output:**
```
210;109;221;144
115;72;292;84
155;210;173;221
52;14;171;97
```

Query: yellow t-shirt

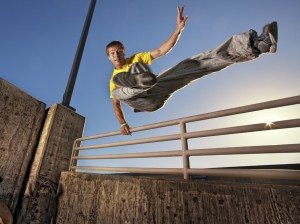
109;52;152;98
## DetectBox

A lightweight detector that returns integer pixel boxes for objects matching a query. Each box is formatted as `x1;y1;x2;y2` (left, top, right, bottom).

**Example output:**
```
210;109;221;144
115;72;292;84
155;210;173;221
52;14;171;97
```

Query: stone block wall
16;104;85;224
56;172;300;224
0;78;46;212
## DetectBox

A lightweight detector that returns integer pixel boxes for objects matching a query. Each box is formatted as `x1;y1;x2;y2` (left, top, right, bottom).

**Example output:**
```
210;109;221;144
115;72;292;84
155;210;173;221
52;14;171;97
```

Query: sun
265;121;275;128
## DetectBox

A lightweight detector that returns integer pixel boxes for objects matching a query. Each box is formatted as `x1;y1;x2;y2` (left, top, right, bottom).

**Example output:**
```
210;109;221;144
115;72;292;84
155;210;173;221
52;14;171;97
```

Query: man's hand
120;123;131;135
176;6;188;32
150;5;188;59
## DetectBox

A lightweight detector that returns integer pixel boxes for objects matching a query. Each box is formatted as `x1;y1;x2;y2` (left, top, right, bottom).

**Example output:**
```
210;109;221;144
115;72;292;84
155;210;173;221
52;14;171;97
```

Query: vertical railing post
69;140;81;170
180;121;190;179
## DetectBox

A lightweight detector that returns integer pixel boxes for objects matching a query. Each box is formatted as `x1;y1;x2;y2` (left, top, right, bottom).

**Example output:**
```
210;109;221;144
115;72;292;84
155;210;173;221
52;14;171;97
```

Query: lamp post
62;0;97;109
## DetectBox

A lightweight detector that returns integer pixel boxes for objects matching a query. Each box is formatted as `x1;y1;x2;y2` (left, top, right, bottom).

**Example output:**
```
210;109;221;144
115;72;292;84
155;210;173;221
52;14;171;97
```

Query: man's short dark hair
106;41;124;55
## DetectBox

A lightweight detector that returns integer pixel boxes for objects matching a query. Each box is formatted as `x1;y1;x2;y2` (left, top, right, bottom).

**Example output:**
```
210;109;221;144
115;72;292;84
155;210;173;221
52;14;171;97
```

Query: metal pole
62;0;97;108
180;121;190;179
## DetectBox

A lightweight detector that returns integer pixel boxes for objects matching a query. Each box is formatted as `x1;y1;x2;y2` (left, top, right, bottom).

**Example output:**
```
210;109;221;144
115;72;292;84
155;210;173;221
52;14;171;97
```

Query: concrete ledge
16;104;85;223
0;78;46;212
56;171;300;224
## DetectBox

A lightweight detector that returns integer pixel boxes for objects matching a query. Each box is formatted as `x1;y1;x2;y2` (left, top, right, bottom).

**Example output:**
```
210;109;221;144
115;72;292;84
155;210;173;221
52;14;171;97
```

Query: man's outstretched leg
123;21;278;112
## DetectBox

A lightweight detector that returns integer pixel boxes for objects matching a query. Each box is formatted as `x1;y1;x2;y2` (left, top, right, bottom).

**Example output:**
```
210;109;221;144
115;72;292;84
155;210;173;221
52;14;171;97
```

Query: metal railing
69;95;300;180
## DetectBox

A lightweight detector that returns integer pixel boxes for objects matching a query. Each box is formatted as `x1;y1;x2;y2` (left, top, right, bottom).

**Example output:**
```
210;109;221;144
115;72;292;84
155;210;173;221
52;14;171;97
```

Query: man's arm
112;98;131;135
150;6;188;60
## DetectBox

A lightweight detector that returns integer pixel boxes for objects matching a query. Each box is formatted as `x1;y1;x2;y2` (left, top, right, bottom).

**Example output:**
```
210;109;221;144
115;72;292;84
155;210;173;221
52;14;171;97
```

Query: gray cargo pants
112;29;261;112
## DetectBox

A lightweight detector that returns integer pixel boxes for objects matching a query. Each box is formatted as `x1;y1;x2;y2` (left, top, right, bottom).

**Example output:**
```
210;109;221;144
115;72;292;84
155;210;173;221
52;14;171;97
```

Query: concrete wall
0;78;46;212
16;104;85;224
1;77;299;223
56;172;300;224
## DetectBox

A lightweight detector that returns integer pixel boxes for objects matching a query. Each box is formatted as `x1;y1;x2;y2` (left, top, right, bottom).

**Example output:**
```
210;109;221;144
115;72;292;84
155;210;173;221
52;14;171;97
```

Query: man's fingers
184;16;188;23
121;125;131;135
180;5;185;17
181;5;185;14
126;126;132;135
177;5;186;22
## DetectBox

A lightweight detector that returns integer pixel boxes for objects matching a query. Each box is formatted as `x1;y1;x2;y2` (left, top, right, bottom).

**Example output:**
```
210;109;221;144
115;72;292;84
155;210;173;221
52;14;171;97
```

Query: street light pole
62;0;97;109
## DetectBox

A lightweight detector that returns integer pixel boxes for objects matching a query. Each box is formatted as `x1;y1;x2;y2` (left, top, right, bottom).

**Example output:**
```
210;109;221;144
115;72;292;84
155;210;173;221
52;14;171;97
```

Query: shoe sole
135;73;157;88
269;32;277;53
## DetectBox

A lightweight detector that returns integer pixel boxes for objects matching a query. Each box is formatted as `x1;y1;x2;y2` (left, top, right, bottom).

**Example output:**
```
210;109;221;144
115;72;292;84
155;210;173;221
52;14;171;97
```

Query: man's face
107;46;125;68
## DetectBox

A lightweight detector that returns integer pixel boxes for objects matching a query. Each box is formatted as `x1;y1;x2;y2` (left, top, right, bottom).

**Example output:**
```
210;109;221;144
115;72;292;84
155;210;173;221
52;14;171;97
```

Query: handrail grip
69;95;300;180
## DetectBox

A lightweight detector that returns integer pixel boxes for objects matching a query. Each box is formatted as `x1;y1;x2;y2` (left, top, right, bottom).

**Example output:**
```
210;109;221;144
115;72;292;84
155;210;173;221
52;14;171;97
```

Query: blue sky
1;0;299;169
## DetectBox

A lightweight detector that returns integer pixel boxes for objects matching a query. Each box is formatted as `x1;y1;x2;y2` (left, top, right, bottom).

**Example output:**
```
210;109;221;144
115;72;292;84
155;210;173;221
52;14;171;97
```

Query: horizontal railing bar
72;144;300;160
73;150;182;160
181;95;300;123
187;144;300;156
188;169;300;180
76;95;300;142
70;166;183;174
75;134;180;150
70;166;300;180
184;118;300;139
74;118;300;151
75;131;122;142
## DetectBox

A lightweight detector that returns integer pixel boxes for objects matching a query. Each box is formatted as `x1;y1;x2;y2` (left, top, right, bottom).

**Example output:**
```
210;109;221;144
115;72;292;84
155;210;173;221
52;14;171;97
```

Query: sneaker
255;21;278;53
113;62;157;89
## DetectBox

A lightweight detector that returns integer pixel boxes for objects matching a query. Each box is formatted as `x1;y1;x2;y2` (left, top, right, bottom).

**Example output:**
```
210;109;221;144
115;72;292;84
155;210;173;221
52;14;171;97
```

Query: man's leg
112;87;145;100
123;22;278;112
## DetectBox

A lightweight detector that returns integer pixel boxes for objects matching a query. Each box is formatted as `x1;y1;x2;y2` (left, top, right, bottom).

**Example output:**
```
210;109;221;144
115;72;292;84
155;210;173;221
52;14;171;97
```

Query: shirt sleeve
135;52;152;65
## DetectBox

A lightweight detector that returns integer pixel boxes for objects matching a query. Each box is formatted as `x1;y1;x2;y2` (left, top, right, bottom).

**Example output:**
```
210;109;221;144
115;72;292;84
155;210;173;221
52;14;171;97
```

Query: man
107;6;188;135
106;6;277;135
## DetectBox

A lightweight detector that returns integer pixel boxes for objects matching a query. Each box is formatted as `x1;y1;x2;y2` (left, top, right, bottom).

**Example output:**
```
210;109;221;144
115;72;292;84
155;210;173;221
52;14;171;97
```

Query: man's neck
115;64;123;69
114;60;125;69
